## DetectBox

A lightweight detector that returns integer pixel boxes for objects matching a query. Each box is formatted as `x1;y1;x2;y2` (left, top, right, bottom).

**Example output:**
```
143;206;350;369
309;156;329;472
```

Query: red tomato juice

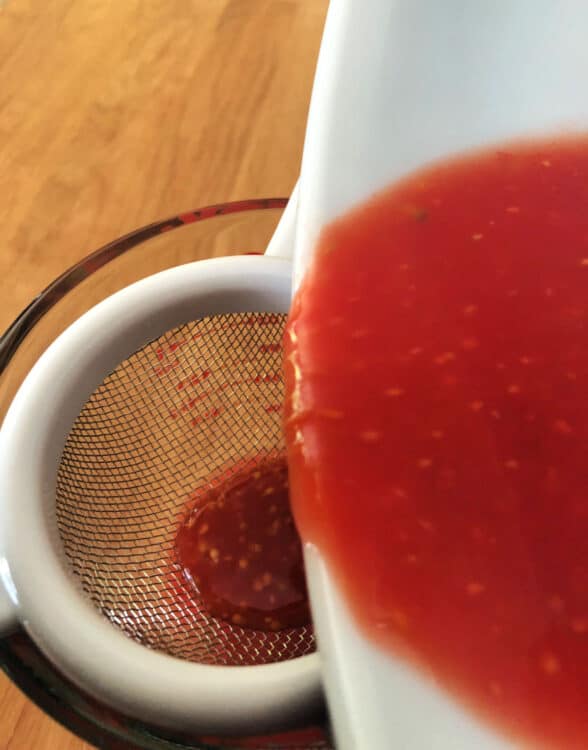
284;138;588;748
176;455;309;631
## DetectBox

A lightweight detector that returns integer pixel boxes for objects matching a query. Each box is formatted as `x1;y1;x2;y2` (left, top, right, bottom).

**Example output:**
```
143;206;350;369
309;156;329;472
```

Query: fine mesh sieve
55;311;315;667
0;255;322;735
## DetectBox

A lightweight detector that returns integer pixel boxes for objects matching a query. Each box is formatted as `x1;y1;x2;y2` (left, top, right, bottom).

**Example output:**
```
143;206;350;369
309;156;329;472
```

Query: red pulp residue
284;138;588;748
176;455;309;631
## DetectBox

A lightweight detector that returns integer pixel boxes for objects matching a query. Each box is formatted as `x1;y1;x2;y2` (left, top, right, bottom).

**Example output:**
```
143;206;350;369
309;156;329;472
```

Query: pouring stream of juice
286;2;588;748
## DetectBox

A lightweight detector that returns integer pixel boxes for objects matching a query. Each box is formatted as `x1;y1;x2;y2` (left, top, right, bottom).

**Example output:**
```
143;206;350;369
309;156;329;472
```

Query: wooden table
0;1;327;746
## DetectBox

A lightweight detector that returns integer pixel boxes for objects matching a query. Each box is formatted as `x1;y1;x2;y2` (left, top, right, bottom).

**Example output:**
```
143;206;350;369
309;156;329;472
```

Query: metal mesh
55;312;315;666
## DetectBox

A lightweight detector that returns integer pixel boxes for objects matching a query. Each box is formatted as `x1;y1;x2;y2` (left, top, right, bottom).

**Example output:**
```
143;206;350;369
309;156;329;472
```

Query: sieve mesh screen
55;313;314;667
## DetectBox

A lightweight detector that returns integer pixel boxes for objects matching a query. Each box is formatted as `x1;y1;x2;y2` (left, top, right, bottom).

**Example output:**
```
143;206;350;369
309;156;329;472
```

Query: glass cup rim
0;197;288;376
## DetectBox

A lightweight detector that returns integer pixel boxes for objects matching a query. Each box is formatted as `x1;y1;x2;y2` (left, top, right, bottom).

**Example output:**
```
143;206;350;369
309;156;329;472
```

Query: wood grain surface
0;1;327;747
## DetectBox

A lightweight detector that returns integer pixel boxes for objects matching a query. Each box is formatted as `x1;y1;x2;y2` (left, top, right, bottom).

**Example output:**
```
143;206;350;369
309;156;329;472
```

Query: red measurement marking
178;212;198;224
259;343;281;354
190;370;210;386
154;360;180;377
190;407;222;427
253;373;281;385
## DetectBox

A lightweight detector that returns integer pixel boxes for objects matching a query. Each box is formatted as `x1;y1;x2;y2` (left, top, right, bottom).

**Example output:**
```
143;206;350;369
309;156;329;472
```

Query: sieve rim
0;255;322;734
